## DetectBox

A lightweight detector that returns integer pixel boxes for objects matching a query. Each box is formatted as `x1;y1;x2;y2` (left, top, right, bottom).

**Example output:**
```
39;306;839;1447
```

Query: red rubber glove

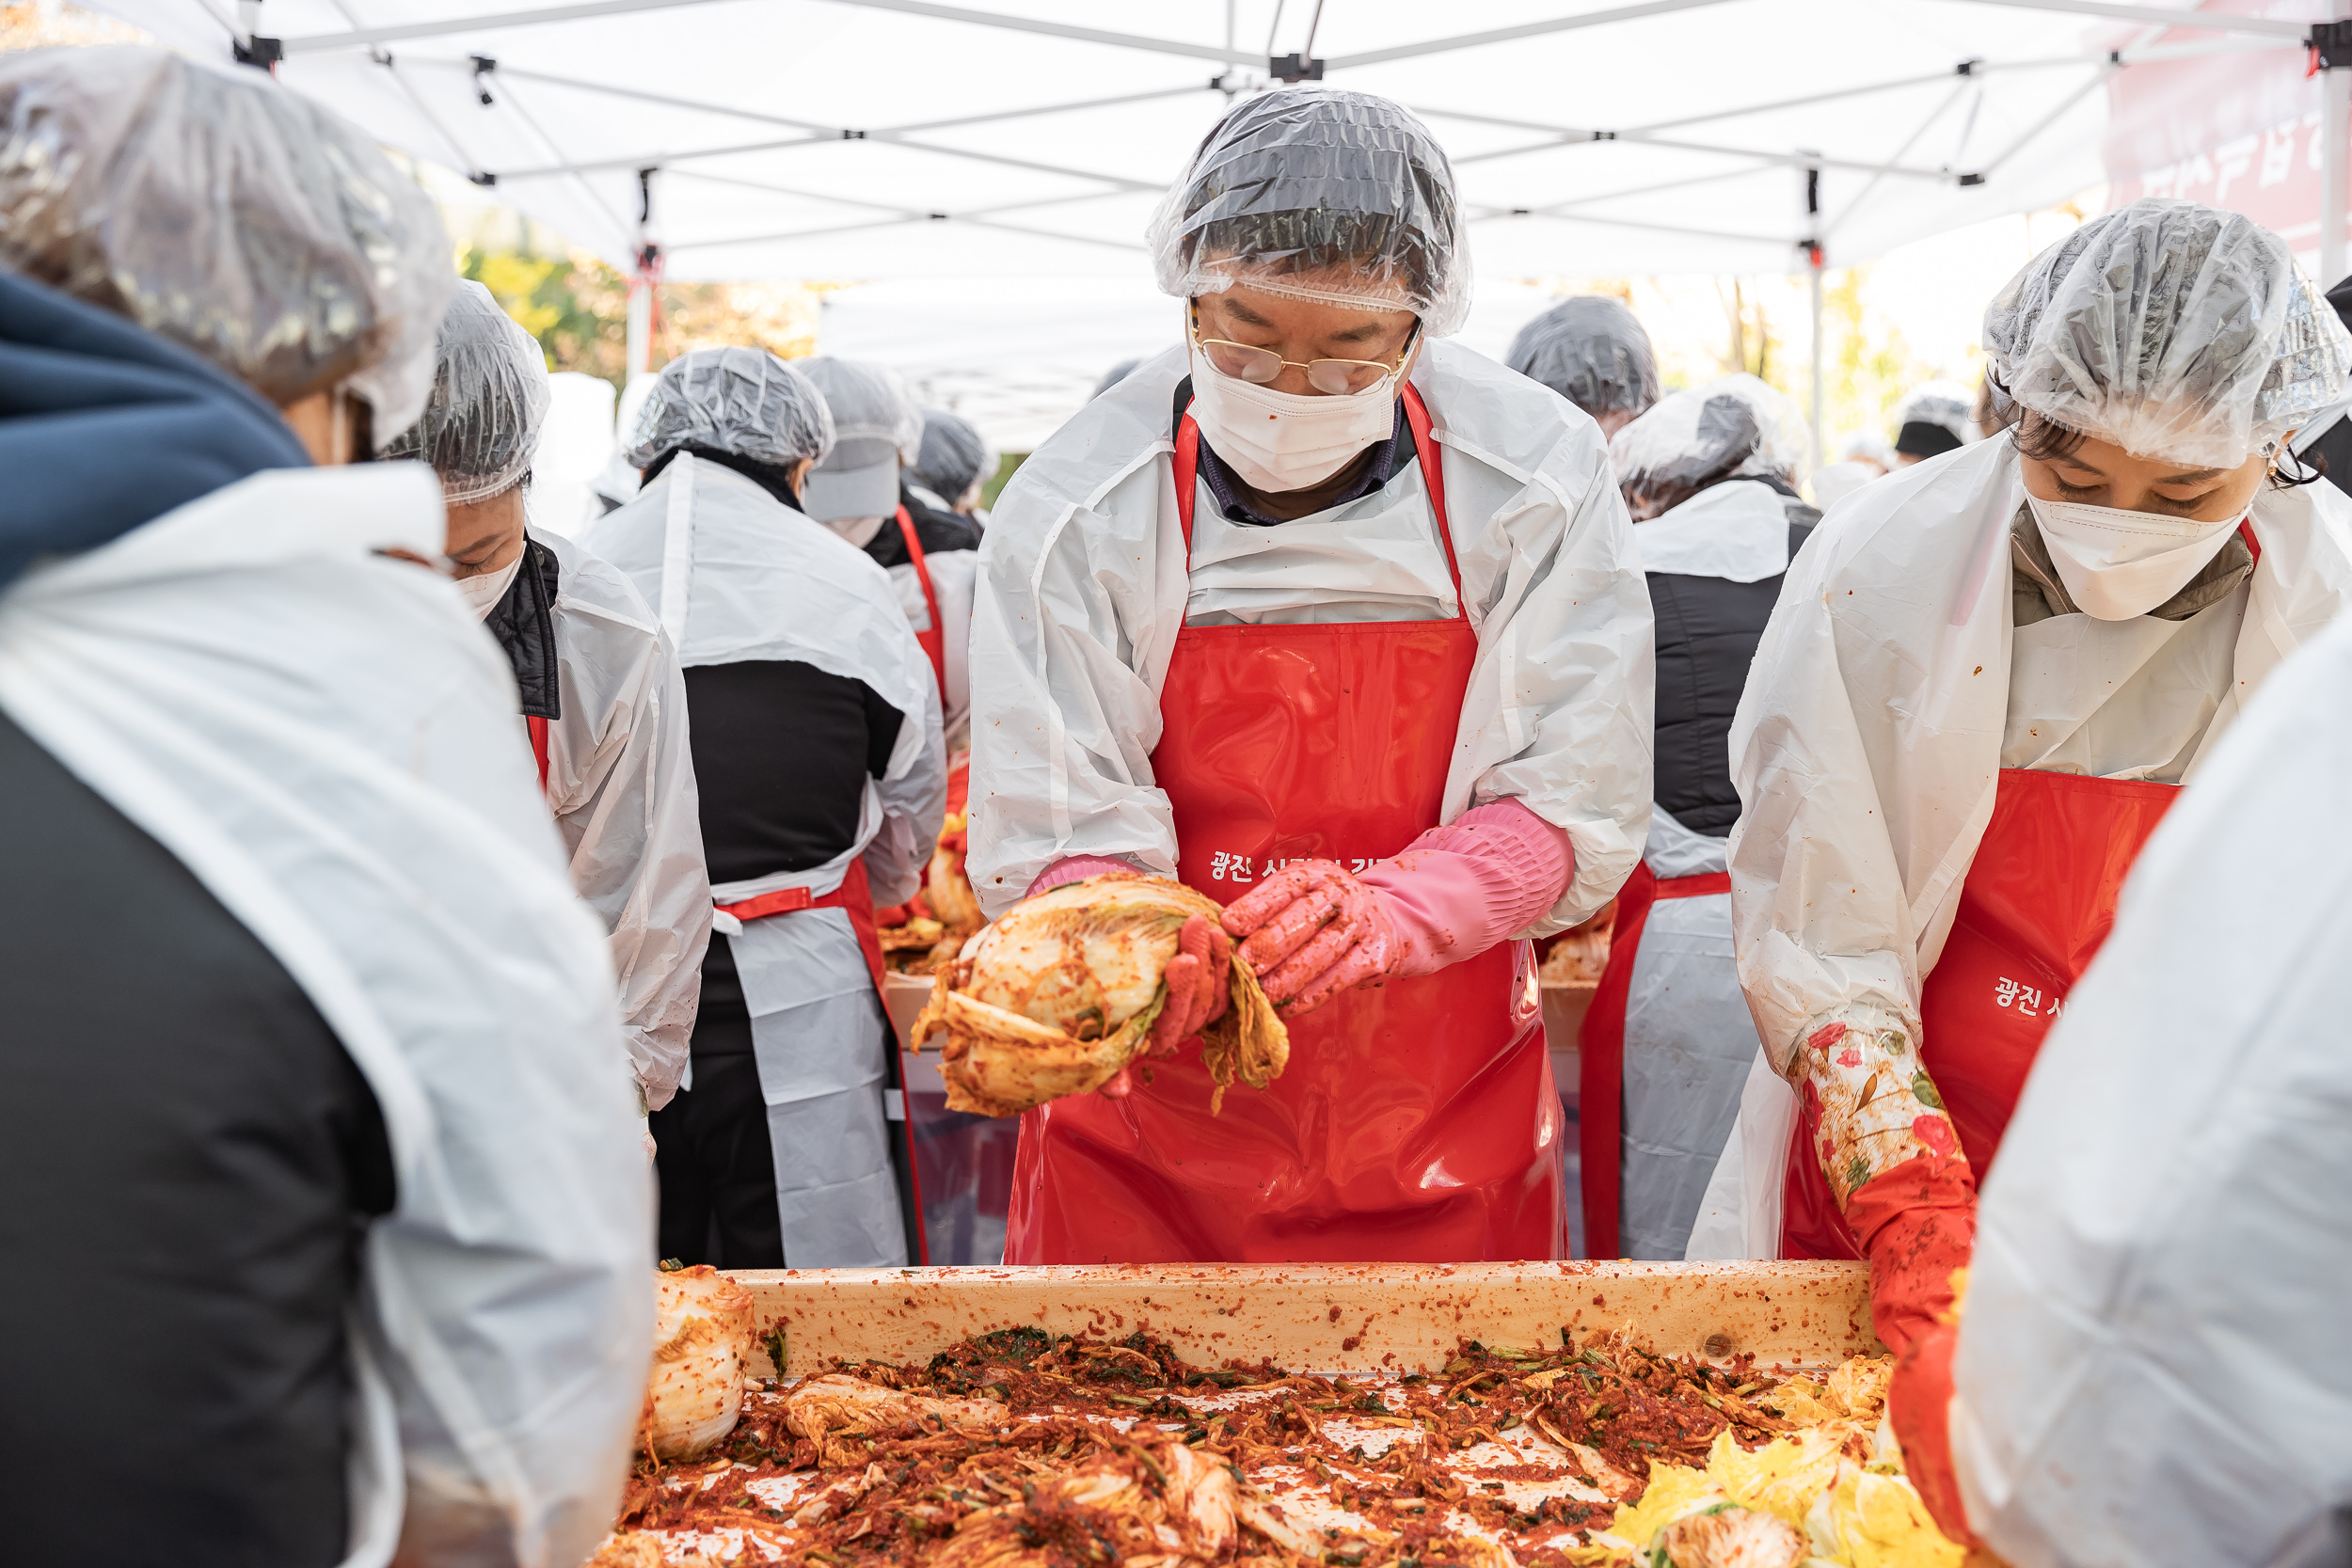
1843;1150;1977;1354
1098;914;1231;1100
1889;1321;1978;1550
1220;860;1401;1015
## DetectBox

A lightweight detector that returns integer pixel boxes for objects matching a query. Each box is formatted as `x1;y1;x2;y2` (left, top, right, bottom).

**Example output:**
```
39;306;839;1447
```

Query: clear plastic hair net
1505;296;1661;420
799;356;922;460
910;408;992;503
382;282;550;503
1891;380;1980;449
1983;198;2352;467
1147;87;1470;337
623;346;834;470
1611;372;1812;521
0;46;453;435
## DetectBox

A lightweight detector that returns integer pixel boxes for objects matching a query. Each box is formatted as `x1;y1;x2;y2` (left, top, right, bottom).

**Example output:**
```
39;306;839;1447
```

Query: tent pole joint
1269;52;1325;82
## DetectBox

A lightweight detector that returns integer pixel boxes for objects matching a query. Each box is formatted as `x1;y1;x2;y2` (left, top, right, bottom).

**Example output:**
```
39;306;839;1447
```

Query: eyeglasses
1190;309;1421;395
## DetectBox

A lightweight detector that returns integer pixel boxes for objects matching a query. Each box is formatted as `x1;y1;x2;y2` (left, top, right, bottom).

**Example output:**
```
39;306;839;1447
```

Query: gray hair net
623;347;834;470
1890;380;1979;451
1610;372;1811;521
1505;296;1661;420
799;356;923;467
910;408;992;504
381;281;550;504
0;46;454;435
1147;87;1469;336
1983;198;2352;467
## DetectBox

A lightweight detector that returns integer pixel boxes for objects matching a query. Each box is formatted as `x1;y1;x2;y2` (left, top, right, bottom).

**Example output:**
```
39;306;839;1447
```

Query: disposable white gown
1951;607;2352;1568
535;528;710;1111
0;465;650;1568
578;454;945;1265
1619;480;1798;1262
1727;436;2352;1081
966;341;1652;924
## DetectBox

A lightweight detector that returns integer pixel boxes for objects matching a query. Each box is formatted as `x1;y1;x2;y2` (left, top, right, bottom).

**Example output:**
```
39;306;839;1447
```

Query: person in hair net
1729;198;2352;1354
801;357;980;750
1504;293;1661;436
967;87;1652;1264
910;406;996;521
1580;372;1818;1264
1811;430;1893;511
1880;609;2352;1566
578;348;946;1269
0;47;649;1568
1890;379;1983;465
383;281;712;1117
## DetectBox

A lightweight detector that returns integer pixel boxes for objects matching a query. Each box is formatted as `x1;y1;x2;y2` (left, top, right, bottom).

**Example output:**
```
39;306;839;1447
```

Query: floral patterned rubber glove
1797;1018;1979;1354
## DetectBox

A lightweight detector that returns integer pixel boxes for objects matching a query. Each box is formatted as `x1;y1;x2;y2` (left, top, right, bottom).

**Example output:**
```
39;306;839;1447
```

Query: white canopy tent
89;0;2344;454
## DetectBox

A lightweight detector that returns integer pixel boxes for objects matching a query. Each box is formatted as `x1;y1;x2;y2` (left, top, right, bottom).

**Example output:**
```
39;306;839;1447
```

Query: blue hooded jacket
0;272;311;587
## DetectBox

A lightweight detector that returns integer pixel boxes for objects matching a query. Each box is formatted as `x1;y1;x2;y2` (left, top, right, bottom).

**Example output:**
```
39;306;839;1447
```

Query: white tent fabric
90;1;2312;279
87;0;2321;451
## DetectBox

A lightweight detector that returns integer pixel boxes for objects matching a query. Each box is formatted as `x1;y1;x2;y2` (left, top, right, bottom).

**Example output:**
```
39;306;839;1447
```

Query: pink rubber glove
1361;800;1576;975
1025;854;1138;897
1222;800;1575;1017
1099;914;1232;1100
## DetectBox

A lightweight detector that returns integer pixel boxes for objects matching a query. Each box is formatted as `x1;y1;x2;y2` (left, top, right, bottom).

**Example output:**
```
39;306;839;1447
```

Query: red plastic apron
716;857;931;1264
893;505;947;699
1781;767;2178;1259
1577;860;1730;1259
1005;385;1565;1264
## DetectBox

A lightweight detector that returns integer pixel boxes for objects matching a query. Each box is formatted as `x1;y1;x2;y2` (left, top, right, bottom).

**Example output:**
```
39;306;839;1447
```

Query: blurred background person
383;280;712;1120
1093;356;1143;399
803;356;978;751
1504;293;1661;438
1888;603;2352;1568
0;46;649;1567
2290;272;2352;499
909;405;995;523
1810;429;1893;511
1890;378;1983;466
1581;372;1814;1264
580;347;946;1269
1732;198;2352;1354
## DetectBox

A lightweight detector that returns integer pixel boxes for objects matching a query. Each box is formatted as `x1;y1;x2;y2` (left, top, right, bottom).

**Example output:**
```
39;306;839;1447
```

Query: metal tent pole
2324;12;2352;287
628;167;659;379
1809;253;1826;474
1802;155;1825;475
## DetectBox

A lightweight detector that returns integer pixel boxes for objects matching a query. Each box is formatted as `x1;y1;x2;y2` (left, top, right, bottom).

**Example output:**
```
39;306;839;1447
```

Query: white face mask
1186;344;1400;495
2024;491;2245;621
453;553;524;622
824;515;887;548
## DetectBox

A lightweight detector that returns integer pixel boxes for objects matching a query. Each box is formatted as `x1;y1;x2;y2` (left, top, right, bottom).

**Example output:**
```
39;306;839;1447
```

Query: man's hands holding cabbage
919;803;1575;1117
911;874;1287;1117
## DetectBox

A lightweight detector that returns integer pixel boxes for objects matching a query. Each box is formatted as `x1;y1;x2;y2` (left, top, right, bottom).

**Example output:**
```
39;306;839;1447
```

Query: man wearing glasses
965;87;1654;1265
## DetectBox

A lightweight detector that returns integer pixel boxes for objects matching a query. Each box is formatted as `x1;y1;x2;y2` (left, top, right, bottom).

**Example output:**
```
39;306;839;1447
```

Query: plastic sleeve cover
541;544;712;1112
863;654;949;909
